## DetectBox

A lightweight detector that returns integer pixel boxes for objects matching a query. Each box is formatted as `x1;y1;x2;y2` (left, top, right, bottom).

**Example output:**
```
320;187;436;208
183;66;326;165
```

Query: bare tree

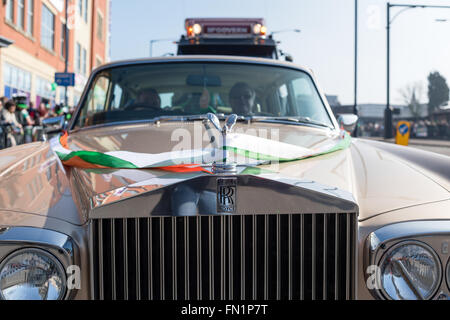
398;82;424;119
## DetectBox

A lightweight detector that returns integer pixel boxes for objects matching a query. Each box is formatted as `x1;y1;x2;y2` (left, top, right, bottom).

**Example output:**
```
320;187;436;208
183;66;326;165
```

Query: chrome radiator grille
91;213;357;300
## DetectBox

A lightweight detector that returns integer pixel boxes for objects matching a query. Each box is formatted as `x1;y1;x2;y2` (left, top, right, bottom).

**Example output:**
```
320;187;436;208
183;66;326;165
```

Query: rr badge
217;178;237;213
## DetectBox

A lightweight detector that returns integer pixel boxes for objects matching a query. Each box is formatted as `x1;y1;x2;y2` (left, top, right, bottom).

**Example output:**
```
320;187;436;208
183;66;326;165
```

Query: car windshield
72;62;334;129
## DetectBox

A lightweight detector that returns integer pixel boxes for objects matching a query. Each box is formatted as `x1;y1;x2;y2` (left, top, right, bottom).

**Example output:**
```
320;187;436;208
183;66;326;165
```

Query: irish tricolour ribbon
50;131;351;172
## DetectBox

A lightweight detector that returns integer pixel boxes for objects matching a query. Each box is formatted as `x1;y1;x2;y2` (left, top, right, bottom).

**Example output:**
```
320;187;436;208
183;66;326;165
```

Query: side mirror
337;114;358;133
43;115;65;132
284;54;293;62
41;116;66;141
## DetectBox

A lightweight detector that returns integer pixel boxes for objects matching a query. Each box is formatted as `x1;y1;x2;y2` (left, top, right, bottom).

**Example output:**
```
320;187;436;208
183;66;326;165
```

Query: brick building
0;0;110;108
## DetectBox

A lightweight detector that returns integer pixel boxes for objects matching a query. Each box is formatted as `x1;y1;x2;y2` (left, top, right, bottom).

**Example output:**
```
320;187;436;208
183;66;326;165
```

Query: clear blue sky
110;0;450;105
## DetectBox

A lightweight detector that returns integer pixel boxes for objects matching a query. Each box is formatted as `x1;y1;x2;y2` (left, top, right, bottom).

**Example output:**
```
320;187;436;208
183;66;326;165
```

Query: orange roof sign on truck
178;18;278;59
184;18;267;38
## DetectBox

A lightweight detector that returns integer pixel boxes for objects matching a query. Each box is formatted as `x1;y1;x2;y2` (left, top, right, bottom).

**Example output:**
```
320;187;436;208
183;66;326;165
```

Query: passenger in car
137;88;161;109
229;82;256;115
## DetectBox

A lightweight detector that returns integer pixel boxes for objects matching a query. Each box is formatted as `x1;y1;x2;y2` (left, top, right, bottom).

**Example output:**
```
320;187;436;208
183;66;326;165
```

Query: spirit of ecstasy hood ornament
206;113;238;174
207;113;238;134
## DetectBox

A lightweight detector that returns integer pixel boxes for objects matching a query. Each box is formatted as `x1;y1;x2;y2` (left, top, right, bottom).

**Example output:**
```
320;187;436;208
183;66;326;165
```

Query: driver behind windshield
137;88;161;109
229;82;256;115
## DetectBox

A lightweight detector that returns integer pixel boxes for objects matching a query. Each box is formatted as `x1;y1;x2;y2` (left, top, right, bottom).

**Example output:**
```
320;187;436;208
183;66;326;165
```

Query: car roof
94;55;313;75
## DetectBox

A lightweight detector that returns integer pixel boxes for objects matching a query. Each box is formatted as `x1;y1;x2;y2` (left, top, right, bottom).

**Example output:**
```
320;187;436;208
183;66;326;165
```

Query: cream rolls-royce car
0;56;449;300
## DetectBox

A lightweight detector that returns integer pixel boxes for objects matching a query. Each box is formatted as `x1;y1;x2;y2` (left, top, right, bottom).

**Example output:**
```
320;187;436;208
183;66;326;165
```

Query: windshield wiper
151;114;333;129
245;116;333;129
151;114;227;123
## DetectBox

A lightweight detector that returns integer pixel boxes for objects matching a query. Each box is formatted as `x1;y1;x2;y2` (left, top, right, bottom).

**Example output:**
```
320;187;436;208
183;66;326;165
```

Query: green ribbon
56;150;138;169
224;132;351;163
55;132;351;170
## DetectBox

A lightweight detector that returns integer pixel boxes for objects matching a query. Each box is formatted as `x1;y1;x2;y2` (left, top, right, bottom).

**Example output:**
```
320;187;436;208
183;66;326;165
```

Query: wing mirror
284;54;293;62
337;114;358;134
40;116;66;141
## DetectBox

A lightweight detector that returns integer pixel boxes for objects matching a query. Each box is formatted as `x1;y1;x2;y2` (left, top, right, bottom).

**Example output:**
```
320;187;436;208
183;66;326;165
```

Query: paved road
359;137;450;157
410;144;450;156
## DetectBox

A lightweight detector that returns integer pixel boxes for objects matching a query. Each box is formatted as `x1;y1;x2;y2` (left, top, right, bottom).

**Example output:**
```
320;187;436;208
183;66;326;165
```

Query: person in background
16;101;35;127
0;97;9;148
57;104;72;121
68;106;75;120
54;104;62;117
48;106;57;118
37;101;50;125
20;105;34;143
0;97;8;113
2;101;21;128
12;94;34;144
1;100;23;146
28;101;38;122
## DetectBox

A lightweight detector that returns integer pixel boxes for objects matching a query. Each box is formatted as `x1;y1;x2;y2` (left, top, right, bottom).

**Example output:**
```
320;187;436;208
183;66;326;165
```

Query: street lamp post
269;29;301;36
385;2;450;139
385;3;392;139
269;29;301;61
64;0;69;106
354;0;358;137
354;0;358;117
149;38;176;57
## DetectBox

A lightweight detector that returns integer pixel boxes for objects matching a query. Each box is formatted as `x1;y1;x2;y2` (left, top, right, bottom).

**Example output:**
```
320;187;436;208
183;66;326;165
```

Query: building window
3;62;32;94
61;22;66;58
36;76;53;99
41;4;55;51
83;0;88;22
76;42;81;73
97;11;103;41
18;0;25;29
6;0;14;23
78;0;82;16
82;48;87;75
26;0;34;35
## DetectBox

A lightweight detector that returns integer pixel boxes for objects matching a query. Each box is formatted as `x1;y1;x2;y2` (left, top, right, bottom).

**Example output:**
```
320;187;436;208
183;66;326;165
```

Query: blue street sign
399;123;409;135
55;72;75;87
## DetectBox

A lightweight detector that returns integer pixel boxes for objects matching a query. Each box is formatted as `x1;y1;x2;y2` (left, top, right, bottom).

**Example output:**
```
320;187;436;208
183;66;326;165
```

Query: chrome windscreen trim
69;57;338;132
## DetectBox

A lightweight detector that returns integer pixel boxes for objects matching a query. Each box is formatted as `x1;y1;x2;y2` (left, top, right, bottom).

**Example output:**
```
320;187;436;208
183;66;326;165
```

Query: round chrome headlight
380;241;441;300
0;248;66;300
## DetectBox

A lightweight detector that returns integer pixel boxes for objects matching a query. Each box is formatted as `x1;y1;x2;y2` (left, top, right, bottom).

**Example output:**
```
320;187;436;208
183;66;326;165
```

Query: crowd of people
357;121;384;137
357;118;450;139
0;94;74;149
414;119;450;139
